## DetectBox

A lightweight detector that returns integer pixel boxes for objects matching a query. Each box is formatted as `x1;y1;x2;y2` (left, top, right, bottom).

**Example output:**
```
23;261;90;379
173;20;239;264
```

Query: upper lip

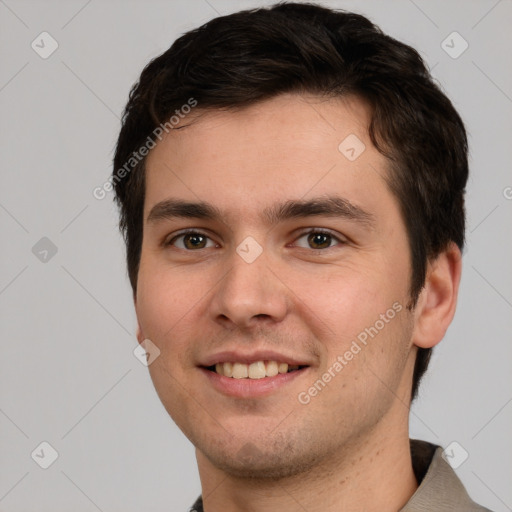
199;349;312;367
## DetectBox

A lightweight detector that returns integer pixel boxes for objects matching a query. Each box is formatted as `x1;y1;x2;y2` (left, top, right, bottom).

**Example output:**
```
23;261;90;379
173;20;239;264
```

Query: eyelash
164;228;346;251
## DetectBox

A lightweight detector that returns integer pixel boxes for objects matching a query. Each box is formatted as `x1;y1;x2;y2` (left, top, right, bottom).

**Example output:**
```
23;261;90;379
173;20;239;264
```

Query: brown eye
294;229;344;250
168;231;216;250
183;233;208;249
307;232;332;249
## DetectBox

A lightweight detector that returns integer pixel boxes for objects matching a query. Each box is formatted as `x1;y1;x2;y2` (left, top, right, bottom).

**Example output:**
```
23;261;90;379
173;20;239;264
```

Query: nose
208;248;289;330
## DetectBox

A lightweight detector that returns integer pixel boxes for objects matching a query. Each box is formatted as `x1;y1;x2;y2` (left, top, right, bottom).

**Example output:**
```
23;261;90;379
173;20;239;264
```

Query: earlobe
136;325;145;344
412;242;462;349
133;292;145;344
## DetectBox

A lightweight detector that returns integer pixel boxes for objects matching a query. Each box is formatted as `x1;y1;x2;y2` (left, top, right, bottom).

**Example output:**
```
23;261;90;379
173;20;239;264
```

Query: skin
134;93;462;512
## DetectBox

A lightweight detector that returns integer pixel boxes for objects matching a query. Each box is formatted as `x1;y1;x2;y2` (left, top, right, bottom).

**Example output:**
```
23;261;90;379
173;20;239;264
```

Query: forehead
143;93;394;223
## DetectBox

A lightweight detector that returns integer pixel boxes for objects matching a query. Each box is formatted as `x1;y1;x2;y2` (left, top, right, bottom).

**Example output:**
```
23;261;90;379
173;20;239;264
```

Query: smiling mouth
205;361;308;379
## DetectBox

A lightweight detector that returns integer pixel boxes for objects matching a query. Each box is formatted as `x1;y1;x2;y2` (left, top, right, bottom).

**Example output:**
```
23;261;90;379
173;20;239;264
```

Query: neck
196;417;418;512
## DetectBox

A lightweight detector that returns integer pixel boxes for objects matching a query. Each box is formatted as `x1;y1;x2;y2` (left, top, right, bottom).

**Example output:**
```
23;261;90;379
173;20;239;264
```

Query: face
135;93;417;478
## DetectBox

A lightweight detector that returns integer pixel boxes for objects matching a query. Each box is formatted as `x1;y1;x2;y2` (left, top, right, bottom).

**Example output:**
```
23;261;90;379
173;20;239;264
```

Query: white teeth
223;361;233;378
232;362;248;379
248;361;266;379
278;362;288;374
213;360;302;378
266;360;279;377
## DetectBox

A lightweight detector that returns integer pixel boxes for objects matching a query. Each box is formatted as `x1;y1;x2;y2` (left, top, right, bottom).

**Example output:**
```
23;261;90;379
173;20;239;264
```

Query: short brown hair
113;2;468;401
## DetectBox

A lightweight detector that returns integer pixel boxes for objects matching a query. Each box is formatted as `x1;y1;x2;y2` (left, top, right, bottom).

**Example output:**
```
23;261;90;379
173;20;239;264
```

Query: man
112;3;491;511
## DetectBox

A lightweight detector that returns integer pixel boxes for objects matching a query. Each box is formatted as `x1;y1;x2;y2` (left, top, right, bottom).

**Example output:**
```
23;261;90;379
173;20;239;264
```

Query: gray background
1;0;511;510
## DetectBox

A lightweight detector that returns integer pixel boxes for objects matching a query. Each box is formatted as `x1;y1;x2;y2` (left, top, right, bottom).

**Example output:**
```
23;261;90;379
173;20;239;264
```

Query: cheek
302;300;413;429
135;265;203;426
135;262;202;370
288;259;413;393
289;261;403;338
136;256;202;329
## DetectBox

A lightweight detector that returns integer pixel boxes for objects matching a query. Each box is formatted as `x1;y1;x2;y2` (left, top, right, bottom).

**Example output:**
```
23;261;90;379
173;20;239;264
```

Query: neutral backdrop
1;0;511;511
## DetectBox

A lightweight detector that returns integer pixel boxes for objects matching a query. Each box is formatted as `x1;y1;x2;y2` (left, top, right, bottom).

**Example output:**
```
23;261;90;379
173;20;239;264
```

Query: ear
136;324;145;345
133;291;145;345
412;242;462;349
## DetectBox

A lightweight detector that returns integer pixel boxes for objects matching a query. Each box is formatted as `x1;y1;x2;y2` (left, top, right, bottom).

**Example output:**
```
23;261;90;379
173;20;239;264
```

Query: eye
293;229;345;250
166;230;217;250
165;229;344;251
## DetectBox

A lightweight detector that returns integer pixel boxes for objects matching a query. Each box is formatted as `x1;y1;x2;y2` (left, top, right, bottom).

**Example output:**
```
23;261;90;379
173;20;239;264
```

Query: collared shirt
188;439;492;511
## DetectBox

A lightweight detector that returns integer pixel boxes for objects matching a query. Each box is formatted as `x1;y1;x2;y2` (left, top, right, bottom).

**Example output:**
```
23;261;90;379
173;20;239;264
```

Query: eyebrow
146;196;375;228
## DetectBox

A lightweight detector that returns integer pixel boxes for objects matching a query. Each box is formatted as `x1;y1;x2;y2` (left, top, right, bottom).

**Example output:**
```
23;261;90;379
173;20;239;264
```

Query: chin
201;436;323;480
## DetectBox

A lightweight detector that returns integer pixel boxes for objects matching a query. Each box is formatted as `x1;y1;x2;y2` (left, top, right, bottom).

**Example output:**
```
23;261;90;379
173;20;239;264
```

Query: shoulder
402;439;493;512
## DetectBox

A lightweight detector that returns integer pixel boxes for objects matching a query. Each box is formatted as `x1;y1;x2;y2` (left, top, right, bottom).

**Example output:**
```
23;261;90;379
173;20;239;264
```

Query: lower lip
200;367;309;398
